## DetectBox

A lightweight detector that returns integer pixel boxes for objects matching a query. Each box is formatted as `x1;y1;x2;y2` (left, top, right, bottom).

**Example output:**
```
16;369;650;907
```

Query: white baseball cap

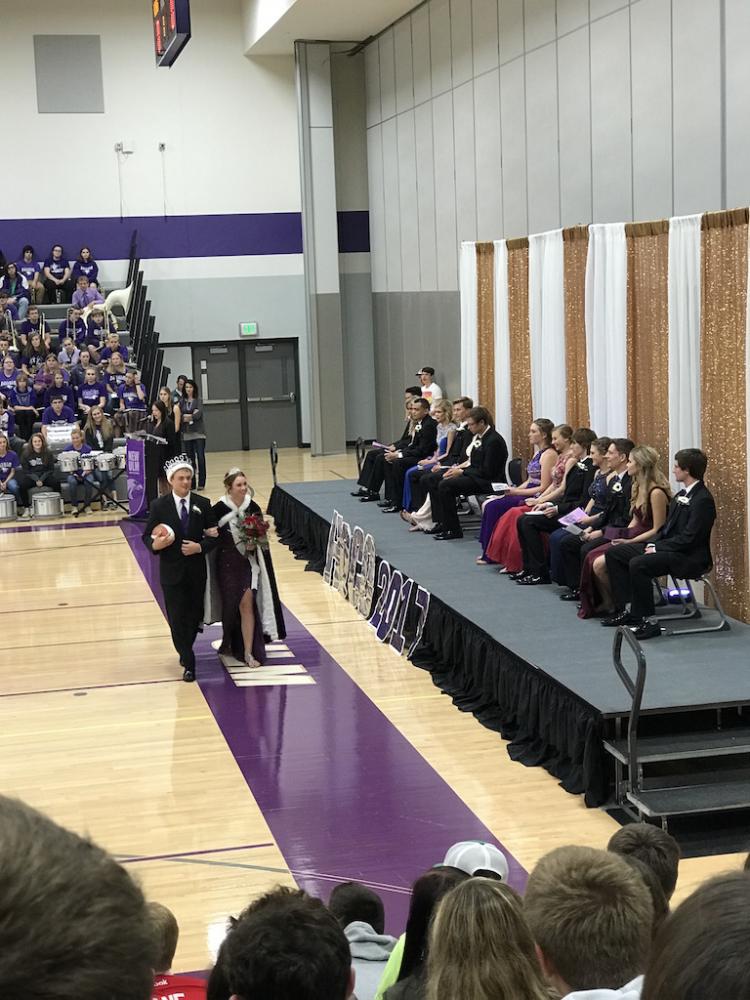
442;840;509;881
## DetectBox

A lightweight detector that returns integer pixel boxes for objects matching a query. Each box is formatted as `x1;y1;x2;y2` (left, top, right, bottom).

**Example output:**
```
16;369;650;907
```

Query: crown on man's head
164;454;194;480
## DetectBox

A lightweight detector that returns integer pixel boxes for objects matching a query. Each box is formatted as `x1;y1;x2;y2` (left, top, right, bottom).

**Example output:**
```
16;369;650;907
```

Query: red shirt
152;973;207;1000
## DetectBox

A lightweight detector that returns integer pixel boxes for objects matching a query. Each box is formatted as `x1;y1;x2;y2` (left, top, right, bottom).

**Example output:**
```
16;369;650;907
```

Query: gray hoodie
345;921;398;1000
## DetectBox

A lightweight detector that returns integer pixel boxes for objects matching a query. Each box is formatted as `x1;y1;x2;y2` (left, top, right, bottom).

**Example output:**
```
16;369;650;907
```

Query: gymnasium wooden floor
1;447;743;972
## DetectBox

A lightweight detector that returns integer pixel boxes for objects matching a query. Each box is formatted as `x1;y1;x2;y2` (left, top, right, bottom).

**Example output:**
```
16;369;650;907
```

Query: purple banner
126;438;147;517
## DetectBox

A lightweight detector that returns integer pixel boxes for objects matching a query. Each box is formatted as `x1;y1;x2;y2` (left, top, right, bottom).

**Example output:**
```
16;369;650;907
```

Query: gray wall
365;0;750;437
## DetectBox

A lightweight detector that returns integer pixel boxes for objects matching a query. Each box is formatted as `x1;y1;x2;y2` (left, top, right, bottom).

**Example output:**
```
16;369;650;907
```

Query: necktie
180;498;189;534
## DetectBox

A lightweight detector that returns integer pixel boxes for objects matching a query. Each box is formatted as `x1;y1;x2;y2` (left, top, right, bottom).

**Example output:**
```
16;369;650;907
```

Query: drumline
0;449;129;520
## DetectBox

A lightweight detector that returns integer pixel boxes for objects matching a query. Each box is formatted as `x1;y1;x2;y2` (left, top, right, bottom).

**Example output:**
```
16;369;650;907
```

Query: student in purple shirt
11;373;39;440
0;355;18;397
41;396;77;434
1;263;30;321
37;355;70;389
72;275;104;311
58;307;87;347
44;372;76;410
104;353;128;413
86;306;116;346
77;368;107;417
0;335;20;368
0;431;21;509
61;427;95;516
71;247;100;288
118;370;147;410
21;333;48;376
43;244;73;304
0;398;17;440
19;306;51;349
99;332;129;363
0;291;17;322
57;337;80;368
17;245;43;304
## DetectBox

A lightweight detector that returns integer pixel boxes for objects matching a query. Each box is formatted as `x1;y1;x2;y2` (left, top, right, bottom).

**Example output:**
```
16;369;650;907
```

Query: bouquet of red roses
237;512;270;554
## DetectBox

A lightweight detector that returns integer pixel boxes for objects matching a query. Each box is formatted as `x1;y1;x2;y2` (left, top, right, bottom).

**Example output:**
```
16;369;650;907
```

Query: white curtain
668;214;702;470
459;241;478;400
493;239;512;446
528;229;566;423
585;223;628;436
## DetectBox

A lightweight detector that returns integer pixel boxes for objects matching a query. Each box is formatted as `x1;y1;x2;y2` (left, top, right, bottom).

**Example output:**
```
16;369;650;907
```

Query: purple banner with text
126;438;147;517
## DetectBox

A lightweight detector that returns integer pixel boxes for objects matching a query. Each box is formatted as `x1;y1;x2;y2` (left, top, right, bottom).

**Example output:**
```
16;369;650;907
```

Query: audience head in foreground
0;794;153;1000
608;822;680;901
147;901;180;974
524;845;652;999
641;871;750;1000
426;877;549;1000
223;886;354;1000
441;839;509;881
329;880;386;936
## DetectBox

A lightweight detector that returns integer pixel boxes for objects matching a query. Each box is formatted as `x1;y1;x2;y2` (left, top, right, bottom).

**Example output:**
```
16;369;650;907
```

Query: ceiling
244;0;420;55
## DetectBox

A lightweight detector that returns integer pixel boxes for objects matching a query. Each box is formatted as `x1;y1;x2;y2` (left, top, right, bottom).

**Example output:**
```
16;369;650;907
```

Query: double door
192;340;299;452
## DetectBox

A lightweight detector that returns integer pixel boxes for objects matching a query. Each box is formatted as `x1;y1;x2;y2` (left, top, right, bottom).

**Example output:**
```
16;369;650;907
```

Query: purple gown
477;448;548;558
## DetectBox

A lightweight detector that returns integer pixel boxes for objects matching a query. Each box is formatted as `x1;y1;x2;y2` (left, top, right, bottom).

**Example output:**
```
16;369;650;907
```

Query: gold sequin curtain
507;238;532;460
626;221;670;470
701;208;749;621
476;242;495;415
562;227;590;429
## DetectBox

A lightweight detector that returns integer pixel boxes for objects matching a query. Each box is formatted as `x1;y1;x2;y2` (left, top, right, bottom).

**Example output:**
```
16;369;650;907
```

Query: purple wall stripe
119;521;527;933
0;211;371;262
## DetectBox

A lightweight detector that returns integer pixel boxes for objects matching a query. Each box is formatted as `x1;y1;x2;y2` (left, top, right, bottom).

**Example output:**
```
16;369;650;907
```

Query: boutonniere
577;460;588;470
612;481;623;493
415;421;422;432
677;494;690;505
192;506;203;516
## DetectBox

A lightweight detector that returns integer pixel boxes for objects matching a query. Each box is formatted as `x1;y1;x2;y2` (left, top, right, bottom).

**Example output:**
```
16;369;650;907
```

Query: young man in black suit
603;448;716;640
352;387;422;501
142;456;218;681
429;406;509;540
380;398;438;512
407;396;474;512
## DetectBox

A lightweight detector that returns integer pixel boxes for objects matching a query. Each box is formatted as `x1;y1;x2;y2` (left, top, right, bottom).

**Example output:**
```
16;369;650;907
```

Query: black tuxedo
356;423;413;494
606;481;716;618
408;425;473;512
518;457;595;576
558;472;632;590
430;428;509;535
143;491;218;670
383;415;439;506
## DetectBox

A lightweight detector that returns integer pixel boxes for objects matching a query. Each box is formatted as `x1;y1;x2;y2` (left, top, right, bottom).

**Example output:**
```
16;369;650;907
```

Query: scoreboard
152;0;192;67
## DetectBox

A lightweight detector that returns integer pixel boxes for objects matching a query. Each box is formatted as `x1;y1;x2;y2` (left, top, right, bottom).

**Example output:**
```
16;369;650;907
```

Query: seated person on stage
19;305;51;350
428;406;509;540
72;274;104;311
149;902;207;1000
78;366;108;418
380;398;438;512
57;336;80;368
41;395;77;439
557;438;634;601
43;371;76;410
42;244;73;304
11;373;39;440
515;427;598;585
58;305;87;346
415;365;443;403
577;445;670;619
352;390;422;502
0;431;22;509
477;418;556;561
17;244;44;303
603;448;715;640
400;398;457;511
118;370;147;411
1;262;30;320
100;331;129;363
18;433;60;517
483;423;575;573
61;427;96;516
72;246;100;289
402;396;474;530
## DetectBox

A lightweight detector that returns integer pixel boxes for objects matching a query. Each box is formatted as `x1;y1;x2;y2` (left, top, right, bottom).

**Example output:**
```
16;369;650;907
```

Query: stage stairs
604;626;750;828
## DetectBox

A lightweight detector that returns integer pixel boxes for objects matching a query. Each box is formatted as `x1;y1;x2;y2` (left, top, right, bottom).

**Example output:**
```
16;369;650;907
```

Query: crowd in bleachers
0;244;209;517
3;792;748;1000
353;367;716;642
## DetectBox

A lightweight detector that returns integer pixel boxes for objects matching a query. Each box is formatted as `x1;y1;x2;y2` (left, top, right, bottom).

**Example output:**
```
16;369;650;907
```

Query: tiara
164;454;193;476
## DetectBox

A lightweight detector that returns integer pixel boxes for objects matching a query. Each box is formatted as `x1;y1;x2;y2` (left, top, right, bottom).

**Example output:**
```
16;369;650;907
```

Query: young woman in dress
147;400;179;494
210;469;285;667
486;423;575;574
179;379;207;489
401;399;457;512
158;386;181;446
476;418;556;563
577;445;671;618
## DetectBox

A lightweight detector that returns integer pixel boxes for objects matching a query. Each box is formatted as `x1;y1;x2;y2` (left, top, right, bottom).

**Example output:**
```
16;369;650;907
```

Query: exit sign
239;322;258;337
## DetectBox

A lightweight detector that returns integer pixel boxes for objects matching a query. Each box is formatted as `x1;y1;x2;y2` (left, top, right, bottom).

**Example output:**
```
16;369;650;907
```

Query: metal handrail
612;626;648;796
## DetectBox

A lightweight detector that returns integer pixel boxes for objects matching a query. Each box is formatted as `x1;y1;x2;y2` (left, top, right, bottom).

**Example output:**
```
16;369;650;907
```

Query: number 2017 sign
324;510;430;657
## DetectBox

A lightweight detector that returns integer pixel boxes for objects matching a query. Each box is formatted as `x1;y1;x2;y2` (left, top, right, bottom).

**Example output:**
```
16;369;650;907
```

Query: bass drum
0;493;17;521
32;492;64;519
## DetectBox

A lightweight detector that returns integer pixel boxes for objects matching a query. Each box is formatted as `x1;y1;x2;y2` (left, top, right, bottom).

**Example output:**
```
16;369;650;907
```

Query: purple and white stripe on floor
120;521;527;930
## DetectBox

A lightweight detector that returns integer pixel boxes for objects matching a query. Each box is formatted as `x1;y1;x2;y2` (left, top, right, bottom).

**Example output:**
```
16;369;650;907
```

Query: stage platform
269;480;750;806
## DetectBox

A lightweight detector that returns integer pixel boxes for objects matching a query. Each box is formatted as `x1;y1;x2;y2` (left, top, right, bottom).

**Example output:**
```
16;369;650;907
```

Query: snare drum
95;453;117;472
58;452;80;473
80;453;98;473
32;492;64;519
114;447;127;469
0;494;17;521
